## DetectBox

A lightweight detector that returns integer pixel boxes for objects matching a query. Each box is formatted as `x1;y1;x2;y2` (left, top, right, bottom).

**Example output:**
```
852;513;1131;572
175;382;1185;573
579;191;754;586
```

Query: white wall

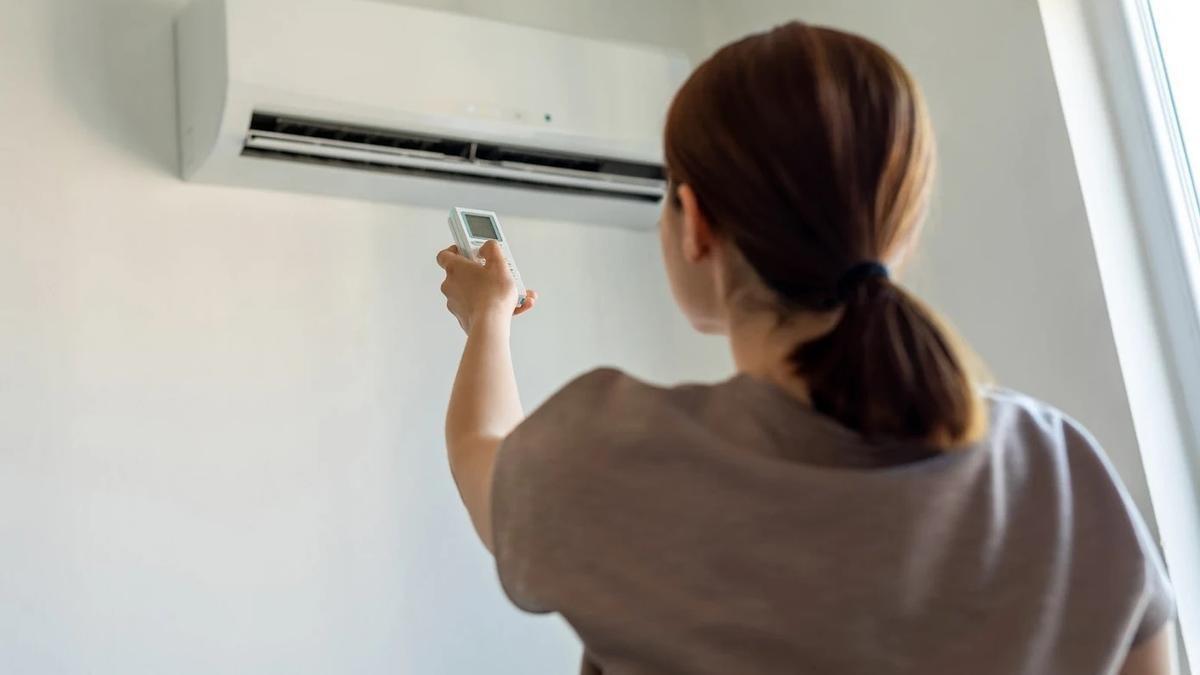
0;1;726;673
696;0;1157;521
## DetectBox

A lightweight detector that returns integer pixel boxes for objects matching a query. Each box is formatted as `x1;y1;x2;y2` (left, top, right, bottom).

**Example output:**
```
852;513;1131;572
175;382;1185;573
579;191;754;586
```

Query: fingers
479;239;503;259
478;240;507;268
513;289;538;316
438;242;534;322
435;245;463;270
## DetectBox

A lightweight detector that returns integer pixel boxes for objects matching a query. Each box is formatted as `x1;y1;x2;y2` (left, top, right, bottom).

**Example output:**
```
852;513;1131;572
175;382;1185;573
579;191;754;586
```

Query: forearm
448;310;524;441
445;310;524;549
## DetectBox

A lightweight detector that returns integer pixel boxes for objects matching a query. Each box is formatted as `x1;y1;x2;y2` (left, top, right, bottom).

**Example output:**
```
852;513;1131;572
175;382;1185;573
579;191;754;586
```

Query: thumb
479;239;506;263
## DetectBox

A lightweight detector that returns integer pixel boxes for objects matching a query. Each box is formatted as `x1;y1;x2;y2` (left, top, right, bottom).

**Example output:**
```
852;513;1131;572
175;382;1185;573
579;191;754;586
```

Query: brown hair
664;23;985;448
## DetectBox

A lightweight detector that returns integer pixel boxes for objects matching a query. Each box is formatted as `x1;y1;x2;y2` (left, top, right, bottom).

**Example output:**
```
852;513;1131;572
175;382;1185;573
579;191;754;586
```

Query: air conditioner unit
174;0;690;228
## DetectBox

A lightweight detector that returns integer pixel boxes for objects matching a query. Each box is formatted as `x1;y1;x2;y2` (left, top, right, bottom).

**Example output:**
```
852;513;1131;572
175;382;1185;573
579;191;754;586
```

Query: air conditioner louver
243;113;666;202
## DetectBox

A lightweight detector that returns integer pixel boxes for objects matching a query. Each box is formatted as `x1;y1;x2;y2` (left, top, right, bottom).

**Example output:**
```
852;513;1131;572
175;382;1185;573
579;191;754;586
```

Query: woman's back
492;370;1174;674
435;20;1176;675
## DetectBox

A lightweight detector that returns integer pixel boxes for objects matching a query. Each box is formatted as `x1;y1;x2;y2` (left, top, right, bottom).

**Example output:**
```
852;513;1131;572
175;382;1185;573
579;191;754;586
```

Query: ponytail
664;22;987;448
790;275;984;448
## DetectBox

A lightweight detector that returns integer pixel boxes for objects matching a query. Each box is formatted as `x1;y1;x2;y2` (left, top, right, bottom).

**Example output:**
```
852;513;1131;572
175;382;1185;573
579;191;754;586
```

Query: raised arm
436;240;538;551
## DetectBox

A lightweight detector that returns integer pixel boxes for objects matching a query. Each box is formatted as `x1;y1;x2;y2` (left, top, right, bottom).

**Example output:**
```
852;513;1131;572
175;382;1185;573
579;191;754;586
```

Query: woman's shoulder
979;386;1175;640
557;366;645;397
981;387;1117;471
506;367;721;463
978;386;1158;569
538;367;713;417
983;386;1076;432
534;367;648;418
507;368;645;446
979;387;1127;491
558;366;703;394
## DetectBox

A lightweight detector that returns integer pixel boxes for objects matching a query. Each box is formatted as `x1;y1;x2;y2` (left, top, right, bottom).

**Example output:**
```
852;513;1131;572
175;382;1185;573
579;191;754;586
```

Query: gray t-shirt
492;369;1175;674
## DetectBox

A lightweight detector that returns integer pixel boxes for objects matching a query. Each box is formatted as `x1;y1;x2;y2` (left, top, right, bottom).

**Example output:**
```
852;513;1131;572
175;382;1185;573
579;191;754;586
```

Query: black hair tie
836;261;890;301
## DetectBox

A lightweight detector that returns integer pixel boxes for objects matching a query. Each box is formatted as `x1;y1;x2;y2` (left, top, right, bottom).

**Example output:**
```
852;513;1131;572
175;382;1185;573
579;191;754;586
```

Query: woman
435;22;1176;675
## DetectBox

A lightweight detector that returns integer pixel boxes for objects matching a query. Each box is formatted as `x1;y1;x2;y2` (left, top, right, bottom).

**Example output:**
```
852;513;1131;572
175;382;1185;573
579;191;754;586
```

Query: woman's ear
676;183;716;263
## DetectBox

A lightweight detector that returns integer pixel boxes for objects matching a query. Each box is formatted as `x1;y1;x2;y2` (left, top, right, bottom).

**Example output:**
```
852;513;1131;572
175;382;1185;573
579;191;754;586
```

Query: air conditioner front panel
176;0;688;228
224;0;685;162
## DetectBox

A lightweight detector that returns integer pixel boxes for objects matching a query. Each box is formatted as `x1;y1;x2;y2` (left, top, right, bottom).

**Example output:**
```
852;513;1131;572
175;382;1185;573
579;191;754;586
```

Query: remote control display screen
464;214;499;240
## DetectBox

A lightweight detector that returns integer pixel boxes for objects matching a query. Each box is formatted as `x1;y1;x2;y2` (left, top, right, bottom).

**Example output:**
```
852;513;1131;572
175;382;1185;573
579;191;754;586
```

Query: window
1143;0;1200;309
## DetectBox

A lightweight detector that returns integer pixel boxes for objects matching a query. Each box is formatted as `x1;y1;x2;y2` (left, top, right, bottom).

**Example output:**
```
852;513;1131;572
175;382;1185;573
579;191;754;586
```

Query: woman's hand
436;240;538;333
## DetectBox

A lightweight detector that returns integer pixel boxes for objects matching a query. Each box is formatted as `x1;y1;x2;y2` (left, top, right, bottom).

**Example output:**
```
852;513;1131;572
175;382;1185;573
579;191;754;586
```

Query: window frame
1105;0;1200;665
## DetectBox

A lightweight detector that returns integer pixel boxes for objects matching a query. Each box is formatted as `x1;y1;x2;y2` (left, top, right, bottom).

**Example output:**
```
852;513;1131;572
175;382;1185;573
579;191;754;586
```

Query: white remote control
448;207;527;307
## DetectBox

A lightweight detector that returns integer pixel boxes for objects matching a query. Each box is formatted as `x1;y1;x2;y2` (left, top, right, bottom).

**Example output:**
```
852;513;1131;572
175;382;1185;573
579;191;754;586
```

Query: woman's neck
727;307;842;405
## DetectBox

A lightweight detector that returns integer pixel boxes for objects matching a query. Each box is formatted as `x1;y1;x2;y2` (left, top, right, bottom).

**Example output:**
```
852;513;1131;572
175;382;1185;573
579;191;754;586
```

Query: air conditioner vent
251;113;474;159
243;113;666;202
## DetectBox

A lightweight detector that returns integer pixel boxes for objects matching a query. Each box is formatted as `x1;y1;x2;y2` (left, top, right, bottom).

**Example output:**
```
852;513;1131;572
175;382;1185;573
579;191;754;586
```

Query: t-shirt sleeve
1061;414;1176;645
1133;531;1175;644
1108;468;1176;645
1127;495;1176;645
490;367;629;613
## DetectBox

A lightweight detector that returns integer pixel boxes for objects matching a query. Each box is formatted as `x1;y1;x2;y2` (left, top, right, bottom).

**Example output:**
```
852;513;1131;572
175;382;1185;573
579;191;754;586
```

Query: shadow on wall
47;0;183;174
